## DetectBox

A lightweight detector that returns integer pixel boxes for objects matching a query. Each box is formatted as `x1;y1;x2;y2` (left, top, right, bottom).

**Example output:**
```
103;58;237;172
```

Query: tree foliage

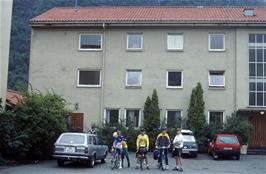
0;92;69;160
143;89;160;148
187;83;206;131
223;113;253;145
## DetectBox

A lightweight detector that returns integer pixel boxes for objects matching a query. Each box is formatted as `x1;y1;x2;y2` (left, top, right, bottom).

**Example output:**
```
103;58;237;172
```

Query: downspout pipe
100;23;106;125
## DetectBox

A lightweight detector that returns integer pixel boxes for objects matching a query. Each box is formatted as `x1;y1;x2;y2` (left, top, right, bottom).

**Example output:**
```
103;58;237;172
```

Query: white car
180;130;198;157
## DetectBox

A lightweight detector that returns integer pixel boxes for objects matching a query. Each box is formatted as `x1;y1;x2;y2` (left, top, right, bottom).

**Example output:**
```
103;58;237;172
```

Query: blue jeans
158;149;168;165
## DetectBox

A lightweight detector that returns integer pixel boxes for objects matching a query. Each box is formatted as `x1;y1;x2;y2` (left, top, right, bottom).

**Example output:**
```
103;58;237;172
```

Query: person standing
136;128;150;169
121;139;130;168
89;125;97;134
172;128;184;172
156;127;170;170
113;130;123;169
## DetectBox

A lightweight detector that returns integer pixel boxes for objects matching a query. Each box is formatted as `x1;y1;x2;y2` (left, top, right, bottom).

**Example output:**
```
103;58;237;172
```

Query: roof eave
30;21;266;27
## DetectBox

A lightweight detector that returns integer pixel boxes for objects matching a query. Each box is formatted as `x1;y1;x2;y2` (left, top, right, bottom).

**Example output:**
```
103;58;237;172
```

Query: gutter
29;21;266;28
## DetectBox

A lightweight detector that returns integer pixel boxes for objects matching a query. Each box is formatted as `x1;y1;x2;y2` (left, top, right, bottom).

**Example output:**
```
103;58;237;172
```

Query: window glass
167;34;183;50
249;64;256;77
249;82;255;91
209;71;225;86
209;34;225;50
257;63;263;76
126;70;141;86
249;92;256;106
256;34;263;43
78;70;100;86
105;109;119;126
167;110;181;128
249;34;256;43
167;71;182;87
127;34;142;49
126;110;140;127
59;134;85;144
249;49;255;62
257;83;263;91
80;34;102;50
209;112;223;128
218;136;238;144
257;49;263;62
257;92;263;106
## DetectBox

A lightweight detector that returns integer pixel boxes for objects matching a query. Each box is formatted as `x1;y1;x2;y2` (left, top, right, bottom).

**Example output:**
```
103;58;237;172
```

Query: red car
208;134;240;160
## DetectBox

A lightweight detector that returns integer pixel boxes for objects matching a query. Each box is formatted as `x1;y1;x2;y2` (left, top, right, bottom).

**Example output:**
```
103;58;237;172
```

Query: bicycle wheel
161;154;165;171
115;155;119;169
140;155;143;170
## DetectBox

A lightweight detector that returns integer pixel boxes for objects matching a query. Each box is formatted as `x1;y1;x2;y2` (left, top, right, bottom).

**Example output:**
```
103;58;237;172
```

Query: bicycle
138;147;147;170
110;148;120;170
157;146;168;171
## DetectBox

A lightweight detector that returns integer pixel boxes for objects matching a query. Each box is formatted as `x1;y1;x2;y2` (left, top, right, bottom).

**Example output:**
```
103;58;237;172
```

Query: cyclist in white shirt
172;128;184;172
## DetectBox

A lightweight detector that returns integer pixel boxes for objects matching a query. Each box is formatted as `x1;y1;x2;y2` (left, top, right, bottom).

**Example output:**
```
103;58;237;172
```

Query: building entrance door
249;115;266;148
70;113;84;132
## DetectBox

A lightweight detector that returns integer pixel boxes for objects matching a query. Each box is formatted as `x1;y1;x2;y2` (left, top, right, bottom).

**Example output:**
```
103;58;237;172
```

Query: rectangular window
166;71;183;88
249;34;266;106
166;110;182;128
77;70;101;87
125;109;140;127
127;34;143;50
167;34;183;50
126;70;142;87
209;71;225;87
79;34;102;50
208;111;224;128
105;109;119;126
209;34;225;51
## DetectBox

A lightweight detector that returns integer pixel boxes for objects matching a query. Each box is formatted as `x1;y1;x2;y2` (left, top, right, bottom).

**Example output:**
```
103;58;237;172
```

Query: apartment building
29;7;266;148
0;0;13;107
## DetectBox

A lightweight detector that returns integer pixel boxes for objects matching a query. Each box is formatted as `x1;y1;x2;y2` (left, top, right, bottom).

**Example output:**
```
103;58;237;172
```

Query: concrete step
247;148;266;155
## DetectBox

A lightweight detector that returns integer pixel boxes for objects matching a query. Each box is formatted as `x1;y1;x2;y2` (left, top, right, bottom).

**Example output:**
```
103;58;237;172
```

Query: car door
92;136;100;159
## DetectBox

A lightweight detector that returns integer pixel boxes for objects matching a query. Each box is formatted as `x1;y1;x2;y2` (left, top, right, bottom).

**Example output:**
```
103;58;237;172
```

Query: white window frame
77;69;101;88
103;108;121;125
79;34;103;51
166;70;183;89
126;70;142;87
167;33;184;51
165;110;183;128
208;71;225;88
208;33;225;52
126;33;143;50
124;109;142;127
207;110;225;125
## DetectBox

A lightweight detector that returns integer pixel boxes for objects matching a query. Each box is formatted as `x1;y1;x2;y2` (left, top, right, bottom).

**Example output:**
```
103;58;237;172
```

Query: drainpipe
100;23;106;126
234;27;237;112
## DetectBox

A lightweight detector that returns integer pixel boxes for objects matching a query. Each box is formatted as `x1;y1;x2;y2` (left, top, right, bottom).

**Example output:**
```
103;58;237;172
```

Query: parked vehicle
180;129;198;157
53;133;108;167
208;134;240;160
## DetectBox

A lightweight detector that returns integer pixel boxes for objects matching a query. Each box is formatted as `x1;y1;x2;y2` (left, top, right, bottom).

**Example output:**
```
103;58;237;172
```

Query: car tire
57;159;64;167
236;155;240;160
88;155;95;168
101;153;107;163
213;153;218;160
192;153;197;158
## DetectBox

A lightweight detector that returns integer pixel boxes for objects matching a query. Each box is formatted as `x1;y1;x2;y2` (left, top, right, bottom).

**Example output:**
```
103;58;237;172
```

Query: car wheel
57;159;64;167
213;153;218;160
192;153;197;158
101;153;107;163
236;155;240;160
88;155;95;168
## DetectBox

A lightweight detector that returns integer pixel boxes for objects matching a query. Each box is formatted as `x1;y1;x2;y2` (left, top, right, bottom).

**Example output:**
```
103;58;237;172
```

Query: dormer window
243;8;254;17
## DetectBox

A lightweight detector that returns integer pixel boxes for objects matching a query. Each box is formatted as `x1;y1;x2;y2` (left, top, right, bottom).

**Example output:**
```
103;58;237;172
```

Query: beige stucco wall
0;0;13;107
29;25;264;129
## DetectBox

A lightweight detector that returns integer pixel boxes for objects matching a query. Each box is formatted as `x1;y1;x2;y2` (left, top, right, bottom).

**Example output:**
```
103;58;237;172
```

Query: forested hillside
8;0;266;90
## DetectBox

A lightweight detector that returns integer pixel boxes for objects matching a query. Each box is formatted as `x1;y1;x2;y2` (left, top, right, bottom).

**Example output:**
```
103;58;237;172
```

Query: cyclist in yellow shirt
136;128;150;169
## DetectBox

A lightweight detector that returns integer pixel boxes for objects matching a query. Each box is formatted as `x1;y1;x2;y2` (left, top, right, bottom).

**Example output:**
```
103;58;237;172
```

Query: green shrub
223;113;253;145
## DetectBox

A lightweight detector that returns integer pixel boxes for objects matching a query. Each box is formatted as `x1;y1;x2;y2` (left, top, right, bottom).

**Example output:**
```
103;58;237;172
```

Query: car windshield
59;134;85;144
218;136;238;144
183;135;196;142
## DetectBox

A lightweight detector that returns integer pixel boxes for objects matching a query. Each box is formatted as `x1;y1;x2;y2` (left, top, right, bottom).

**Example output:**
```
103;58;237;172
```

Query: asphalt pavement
0;153;265;174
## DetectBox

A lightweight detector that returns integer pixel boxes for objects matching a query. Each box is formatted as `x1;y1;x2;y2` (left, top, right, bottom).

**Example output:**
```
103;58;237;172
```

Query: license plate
182;150;189;154
65;147;75;153
224;147;232;150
